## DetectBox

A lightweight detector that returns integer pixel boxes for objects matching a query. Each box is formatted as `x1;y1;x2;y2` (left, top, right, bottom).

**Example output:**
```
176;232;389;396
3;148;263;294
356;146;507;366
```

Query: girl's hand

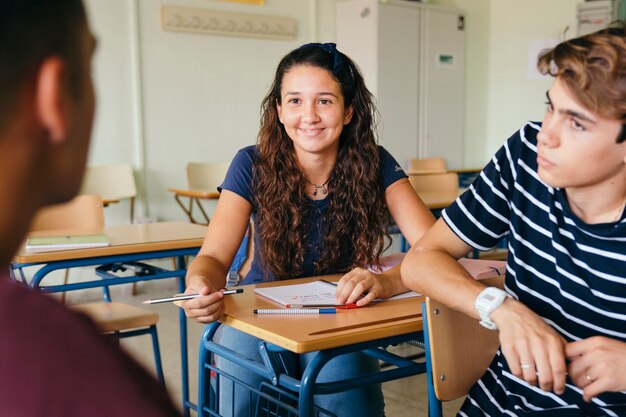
180;274;225;323
335;267;395;306
566;336;626;402
491;299;568;394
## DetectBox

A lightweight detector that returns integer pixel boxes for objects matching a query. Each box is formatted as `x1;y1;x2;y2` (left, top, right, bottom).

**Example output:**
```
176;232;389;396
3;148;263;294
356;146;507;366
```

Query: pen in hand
142;288;243;304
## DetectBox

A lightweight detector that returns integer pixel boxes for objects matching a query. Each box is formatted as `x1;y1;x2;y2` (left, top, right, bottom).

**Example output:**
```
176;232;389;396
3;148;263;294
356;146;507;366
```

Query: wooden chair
422;274;504;417
80;164;136;223
168;162;230;224
408;157;447;175
409;172;460;212
23;195;165;385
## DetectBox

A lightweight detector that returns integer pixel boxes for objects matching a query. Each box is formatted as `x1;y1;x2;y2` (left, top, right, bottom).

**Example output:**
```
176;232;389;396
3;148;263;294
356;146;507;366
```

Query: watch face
484;294;496;302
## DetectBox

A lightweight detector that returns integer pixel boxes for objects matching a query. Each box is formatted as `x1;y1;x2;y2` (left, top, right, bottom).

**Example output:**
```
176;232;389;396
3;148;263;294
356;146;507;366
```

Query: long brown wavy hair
253;44;392;280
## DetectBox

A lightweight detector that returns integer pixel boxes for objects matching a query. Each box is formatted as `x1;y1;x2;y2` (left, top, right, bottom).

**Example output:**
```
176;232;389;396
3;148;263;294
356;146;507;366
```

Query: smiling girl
182;43;435;416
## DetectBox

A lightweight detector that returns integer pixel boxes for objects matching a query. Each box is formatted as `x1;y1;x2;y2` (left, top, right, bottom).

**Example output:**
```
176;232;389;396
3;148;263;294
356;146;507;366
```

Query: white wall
425;0;578;167
83;0;582;223
84;0;320;223
483;0;578;154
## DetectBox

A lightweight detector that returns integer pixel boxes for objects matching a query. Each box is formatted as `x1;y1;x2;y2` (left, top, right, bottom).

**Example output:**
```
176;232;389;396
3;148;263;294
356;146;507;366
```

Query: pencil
142;288;243;304
254;308;336;315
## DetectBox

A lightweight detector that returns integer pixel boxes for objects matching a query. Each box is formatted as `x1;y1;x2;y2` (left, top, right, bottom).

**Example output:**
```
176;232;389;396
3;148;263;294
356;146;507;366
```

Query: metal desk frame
198;322;425;417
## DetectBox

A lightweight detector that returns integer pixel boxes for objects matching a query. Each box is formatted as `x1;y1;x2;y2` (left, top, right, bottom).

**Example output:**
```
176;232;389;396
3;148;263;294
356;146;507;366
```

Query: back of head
538;22;626;142
0;0;87;132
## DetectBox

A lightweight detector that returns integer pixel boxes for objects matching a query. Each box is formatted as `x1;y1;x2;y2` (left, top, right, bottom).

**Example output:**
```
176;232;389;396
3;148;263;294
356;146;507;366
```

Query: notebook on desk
25;233;111;252
254;280;420;307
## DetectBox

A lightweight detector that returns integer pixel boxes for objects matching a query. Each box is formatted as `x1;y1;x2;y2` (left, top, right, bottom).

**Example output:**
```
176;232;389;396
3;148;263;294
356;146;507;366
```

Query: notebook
253;258;505;307
25;233;111;252
254;280;420;307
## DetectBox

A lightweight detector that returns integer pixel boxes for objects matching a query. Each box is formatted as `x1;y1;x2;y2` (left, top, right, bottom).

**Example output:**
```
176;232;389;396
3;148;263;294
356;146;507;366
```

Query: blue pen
254;308;336;315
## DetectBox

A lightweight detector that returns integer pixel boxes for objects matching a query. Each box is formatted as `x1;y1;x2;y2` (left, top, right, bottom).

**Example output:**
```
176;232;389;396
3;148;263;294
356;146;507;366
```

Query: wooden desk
13;221;206;417
168;187;220;225
221;275;423;353
198;276;425;417
16;221;206;264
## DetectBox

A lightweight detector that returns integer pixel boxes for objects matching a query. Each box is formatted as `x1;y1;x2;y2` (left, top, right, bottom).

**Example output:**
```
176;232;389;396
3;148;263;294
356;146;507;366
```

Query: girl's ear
343;104;354;125
35;57;70;144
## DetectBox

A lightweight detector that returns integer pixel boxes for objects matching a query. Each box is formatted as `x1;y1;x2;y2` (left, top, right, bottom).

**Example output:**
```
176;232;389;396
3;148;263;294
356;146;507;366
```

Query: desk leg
177;258;191;417
299;351;334;417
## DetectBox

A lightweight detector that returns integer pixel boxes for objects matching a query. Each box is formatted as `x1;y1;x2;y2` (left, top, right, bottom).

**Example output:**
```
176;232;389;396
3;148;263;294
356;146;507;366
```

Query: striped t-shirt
444;122;626;416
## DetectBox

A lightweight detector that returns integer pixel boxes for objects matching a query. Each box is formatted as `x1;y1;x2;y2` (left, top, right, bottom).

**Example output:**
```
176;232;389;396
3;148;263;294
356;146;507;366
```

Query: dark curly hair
537;21;626;143
253;43;391;279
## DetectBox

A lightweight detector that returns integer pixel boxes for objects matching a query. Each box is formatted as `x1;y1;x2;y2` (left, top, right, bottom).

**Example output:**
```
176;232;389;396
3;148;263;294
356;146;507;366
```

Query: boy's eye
288;98;300;104
319;99;332;105
570;118;584;131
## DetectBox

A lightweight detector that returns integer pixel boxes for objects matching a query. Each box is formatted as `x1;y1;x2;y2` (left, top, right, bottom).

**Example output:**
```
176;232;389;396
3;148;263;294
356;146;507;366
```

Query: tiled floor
67;276;466;416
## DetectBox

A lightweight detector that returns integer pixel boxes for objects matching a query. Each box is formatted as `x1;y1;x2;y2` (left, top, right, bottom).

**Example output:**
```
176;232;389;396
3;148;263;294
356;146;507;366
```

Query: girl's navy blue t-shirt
219;145;407;284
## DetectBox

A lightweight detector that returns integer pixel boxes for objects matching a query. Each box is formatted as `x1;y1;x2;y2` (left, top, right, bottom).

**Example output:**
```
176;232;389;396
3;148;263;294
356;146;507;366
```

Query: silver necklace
307;179;330;196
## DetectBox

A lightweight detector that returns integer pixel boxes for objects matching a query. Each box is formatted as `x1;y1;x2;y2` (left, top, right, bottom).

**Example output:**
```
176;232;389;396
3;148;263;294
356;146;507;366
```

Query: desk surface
168;187;220;199
221;276;423;354
15;221;207;263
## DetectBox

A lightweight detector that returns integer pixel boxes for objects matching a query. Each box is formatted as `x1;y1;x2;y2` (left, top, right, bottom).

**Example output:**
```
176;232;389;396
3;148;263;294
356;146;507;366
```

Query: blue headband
298;42;344;74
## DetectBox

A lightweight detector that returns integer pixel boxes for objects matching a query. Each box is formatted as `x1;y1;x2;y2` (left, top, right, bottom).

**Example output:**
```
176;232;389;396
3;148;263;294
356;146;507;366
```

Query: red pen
286;303;360;309
336;303;360;309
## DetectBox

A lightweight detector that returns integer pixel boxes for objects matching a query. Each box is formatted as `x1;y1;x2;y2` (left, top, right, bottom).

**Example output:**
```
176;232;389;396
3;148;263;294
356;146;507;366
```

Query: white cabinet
336;0;465;169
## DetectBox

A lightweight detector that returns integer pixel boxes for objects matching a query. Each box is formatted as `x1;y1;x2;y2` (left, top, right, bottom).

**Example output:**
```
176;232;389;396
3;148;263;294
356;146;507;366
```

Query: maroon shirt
0;276;182;417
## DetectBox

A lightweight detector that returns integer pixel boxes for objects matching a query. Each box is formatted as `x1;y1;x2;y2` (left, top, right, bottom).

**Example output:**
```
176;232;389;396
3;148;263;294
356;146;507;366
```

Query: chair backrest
424;274;504;402
80;164;136;201
408;158;447;174
187;162;230;191
409;172;459;194
29;194;105;232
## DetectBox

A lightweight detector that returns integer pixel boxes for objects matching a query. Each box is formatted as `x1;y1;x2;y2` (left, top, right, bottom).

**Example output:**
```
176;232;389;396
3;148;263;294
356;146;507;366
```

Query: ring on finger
520;363;534;370
585;374;595;382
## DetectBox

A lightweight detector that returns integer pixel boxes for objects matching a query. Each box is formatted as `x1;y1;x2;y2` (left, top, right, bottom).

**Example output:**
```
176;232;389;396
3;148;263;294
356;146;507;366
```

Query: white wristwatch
475;287;509;330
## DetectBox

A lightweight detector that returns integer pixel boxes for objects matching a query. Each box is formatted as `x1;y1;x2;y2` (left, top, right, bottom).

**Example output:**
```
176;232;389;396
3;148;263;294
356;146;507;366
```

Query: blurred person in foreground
0;1;181;415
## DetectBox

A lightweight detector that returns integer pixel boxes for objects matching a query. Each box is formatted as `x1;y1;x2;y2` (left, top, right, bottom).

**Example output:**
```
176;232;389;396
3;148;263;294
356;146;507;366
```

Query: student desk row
13;223;431;417
12;221;207;417
199;275;426;417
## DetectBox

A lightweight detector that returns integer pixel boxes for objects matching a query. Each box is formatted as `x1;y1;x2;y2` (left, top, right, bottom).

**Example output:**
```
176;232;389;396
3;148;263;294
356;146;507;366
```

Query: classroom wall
84;0;321;223
483;0;579;157
83;0;582;224
428;0;578;167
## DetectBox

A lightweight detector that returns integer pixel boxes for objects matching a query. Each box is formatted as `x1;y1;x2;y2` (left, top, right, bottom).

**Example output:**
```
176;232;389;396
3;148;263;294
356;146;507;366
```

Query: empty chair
29;194;105;234
408;157;447;174
187;162;230;192
20;194;165;385
409;172;460;212
80;164;136;223
168;162;230;224
26;195;105;302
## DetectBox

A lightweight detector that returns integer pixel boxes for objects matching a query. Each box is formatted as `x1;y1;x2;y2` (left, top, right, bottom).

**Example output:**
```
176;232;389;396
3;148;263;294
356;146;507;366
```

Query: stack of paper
25;233;111;252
